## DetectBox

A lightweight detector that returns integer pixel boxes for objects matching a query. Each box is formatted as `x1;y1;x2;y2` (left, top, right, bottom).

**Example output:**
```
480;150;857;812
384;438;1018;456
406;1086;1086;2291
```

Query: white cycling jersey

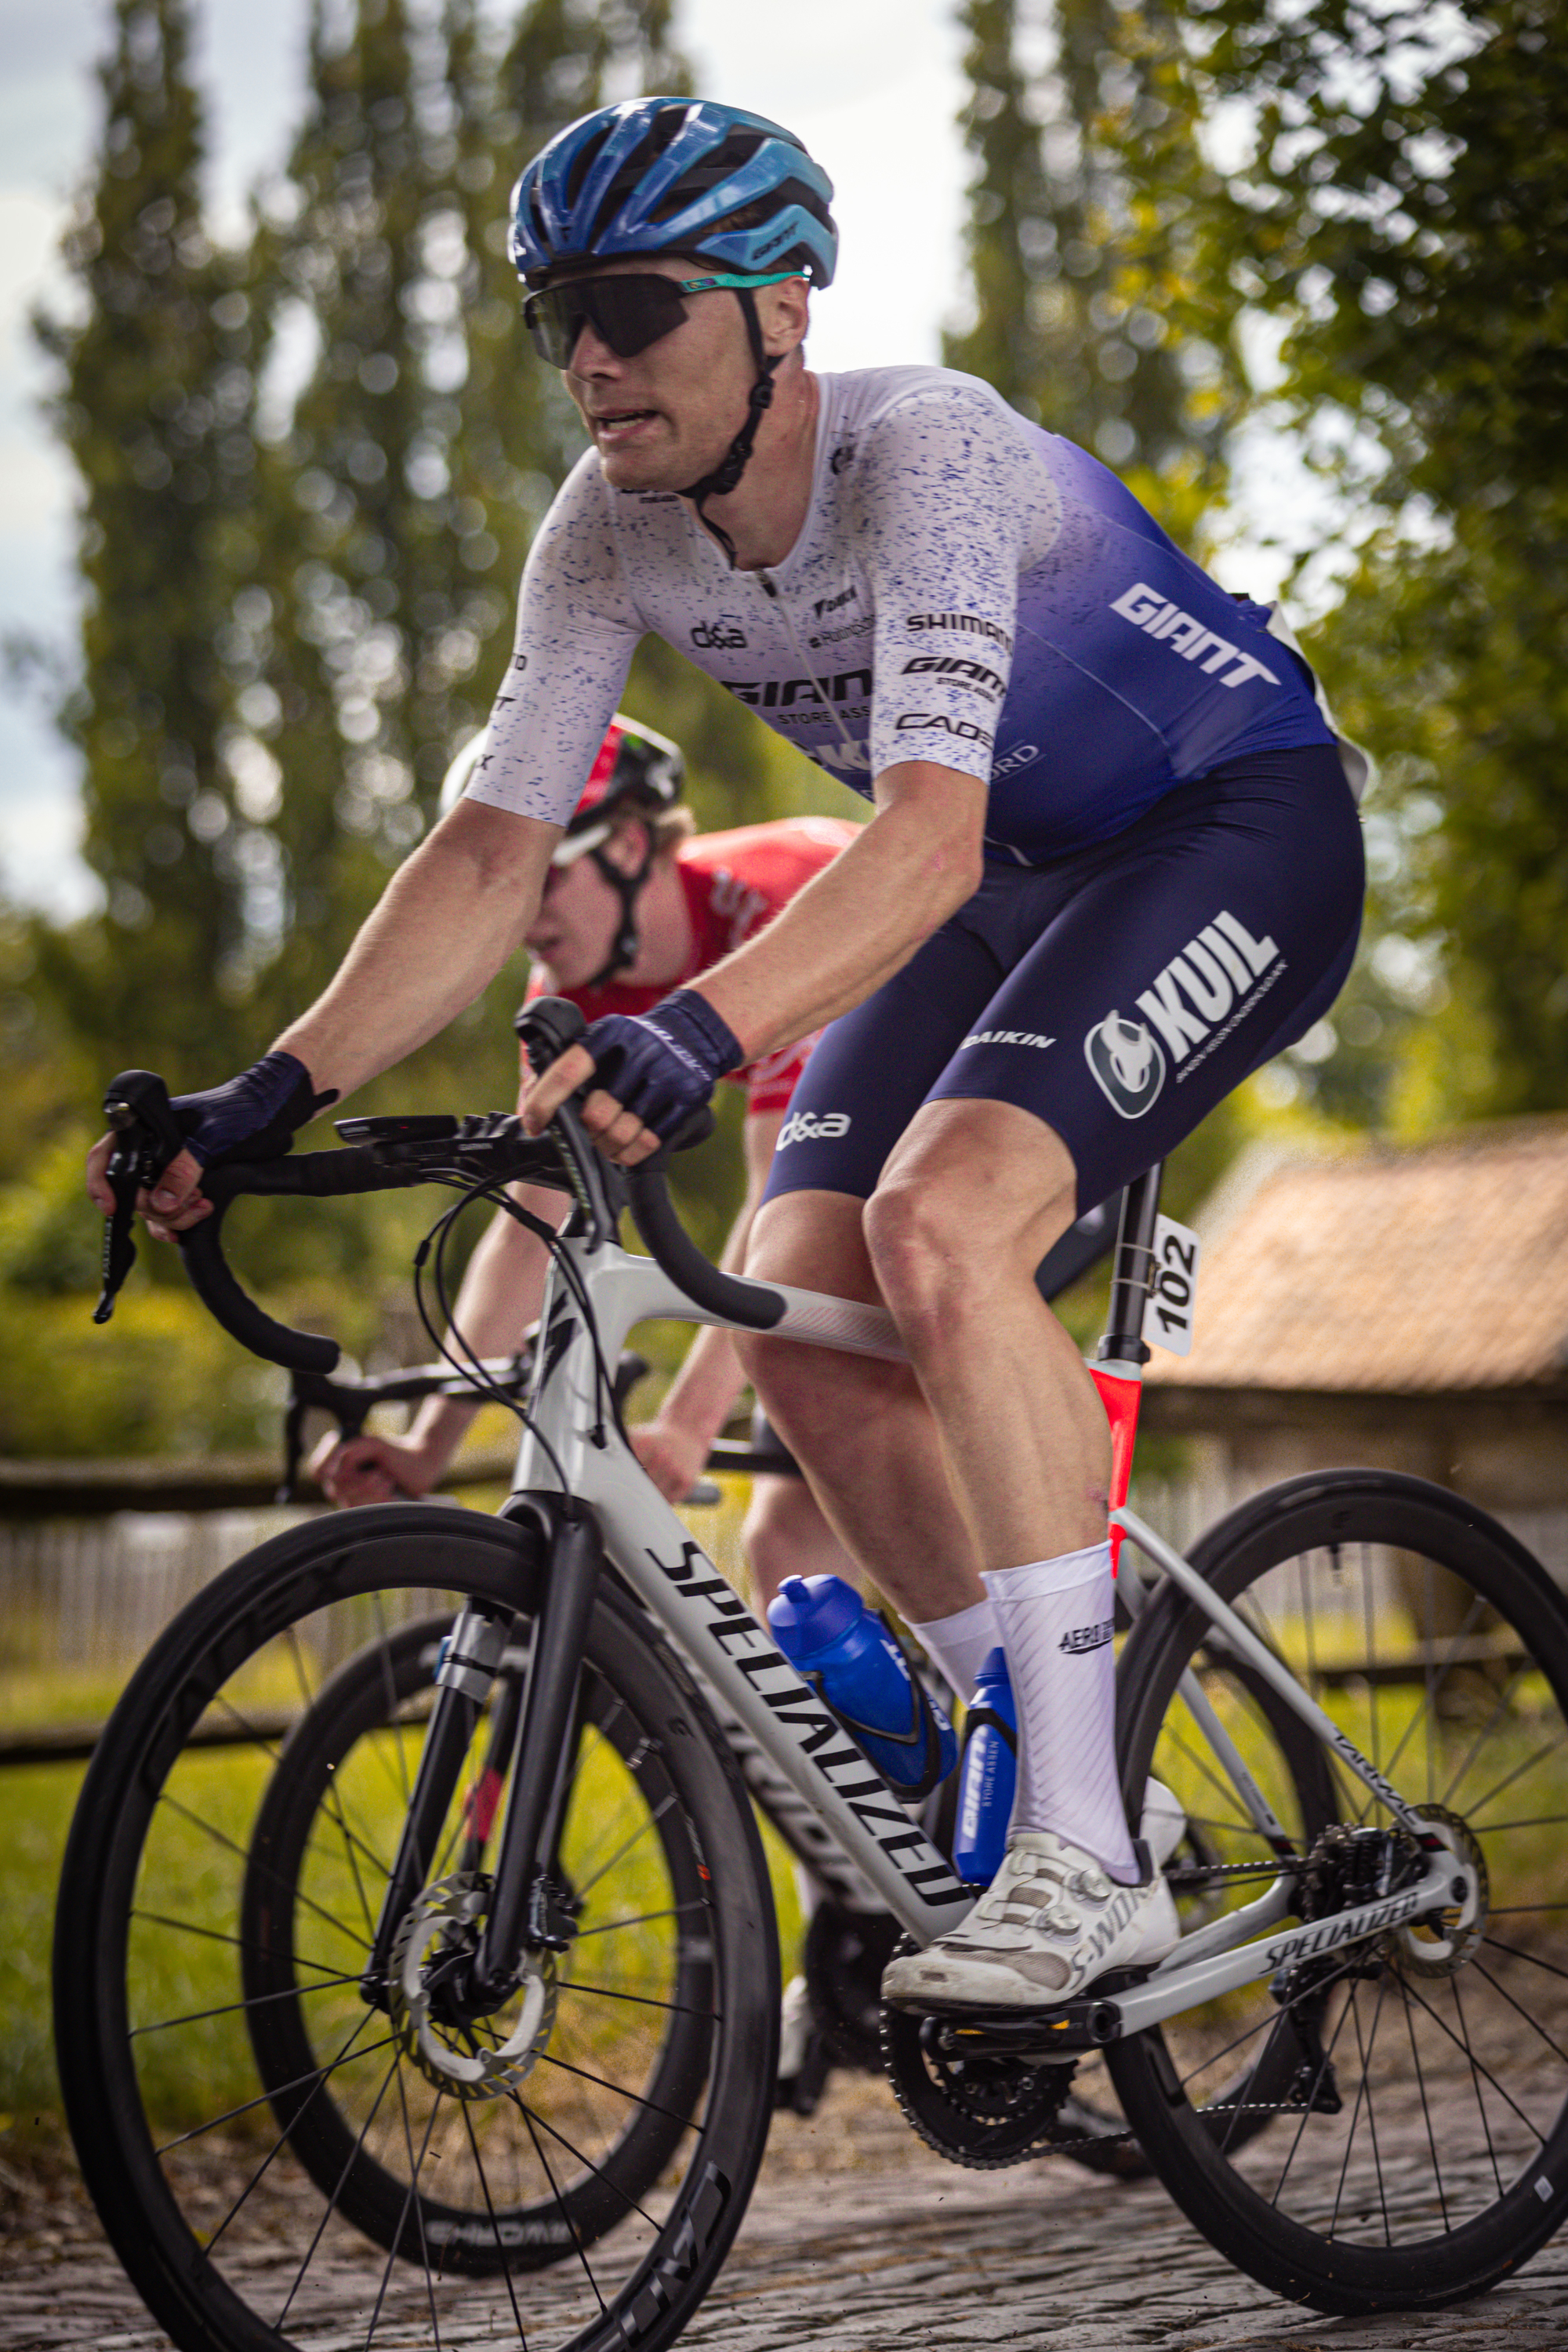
467;365;1346;866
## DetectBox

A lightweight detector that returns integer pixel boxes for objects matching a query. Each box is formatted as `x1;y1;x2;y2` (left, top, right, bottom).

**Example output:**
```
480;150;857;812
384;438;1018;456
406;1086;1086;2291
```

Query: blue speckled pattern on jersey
467;365;1335;865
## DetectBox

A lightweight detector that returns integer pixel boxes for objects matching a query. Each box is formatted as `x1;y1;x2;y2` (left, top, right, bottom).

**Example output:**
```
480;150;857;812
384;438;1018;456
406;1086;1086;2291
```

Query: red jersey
526;815;860;1116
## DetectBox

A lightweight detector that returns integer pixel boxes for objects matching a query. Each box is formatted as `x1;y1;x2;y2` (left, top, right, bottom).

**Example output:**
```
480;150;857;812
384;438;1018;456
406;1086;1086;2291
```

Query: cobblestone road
5;2074;1567;2352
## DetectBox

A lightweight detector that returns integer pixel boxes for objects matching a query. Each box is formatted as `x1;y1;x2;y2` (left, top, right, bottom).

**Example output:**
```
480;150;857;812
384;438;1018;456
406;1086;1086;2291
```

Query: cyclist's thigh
760;907;1012;1206
924;745;1364;1213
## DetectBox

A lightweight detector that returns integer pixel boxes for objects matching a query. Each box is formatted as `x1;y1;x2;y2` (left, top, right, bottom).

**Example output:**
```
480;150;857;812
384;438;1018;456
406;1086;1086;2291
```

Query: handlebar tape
624;1164;786;1333
178;1150;431;1374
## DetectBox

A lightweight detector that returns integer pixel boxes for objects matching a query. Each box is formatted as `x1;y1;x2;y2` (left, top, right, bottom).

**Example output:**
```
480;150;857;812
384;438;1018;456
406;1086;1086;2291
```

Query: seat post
1097;1163;1163;1369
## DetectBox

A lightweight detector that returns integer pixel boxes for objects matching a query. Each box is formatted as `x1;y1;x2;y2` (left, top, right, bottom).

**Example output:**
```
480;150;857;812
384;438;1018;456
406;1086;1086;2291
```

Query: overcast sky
0;0;1307;919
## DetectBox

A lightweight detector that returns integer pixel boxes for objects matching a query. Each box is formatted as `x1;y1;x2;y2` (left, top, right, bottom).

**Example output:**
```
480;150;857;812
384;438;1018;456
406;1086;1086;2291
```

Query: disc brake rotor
1393;1804;1488;1979
390;1871;557;2101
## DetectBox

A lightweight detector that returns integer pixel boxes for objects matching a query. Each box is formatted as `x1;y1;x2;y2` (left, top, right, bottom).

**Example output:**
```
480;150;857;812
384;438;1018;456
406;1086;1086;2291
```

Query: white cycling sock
908;1595;1001;1701
982;1541;1138;1884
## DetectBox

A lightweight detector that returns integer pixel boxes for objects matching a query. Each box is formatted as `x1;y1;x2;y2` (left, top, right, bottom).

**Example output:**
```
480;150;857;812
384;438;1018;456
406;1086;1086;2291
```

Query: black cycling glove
171;1051;339;1168
578;990;743;1145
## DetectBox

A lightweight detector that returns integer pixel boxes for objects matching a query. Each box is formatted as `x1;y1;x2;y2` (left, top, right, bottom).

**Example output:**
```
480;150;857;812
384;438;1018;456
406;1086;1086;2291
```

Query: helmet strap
583;830;659;990
680;289;783;570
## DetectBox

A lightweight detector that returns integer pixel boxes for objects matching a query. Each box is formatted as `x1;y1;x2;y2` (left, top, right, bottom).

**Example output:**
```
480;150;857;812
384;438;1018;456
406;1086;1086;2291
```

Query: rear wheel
53;1504;778;2352
1110;1472;1568;2314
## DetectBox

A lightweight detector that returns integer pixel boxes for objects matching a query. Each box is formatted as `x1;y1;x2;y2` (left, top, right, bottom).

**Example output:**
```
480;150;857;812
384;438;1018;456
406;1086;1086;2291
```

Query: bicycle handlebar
96;998;786;1374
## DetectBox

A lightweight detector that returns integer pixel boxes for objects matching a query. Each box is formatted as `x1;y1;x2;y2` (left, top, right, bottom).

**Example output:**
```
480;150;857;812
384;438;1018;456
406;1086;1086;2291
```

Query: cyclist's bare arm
525;760;985;1152
313;1175;567;1506
86;800;561;1229
630;1108;782;1503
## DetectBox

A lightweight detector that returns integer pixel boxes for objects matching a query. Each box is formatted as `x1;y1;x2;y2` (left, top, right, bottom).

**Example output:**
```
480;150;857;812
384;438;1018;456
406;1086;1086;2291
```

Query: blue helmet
509;98;837;291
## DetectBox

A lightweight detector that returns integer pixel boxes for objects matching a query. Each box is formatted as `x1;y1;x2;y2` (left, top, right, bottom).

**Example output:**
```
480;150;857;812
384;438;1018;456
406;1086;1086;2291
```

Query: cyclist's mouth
592;408;659;448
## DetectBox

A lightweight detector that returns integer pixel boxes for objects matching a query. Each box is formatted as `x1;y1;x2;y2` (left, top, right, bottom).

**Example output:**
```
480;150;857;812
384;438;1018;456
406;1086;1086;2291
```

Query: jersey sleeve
462;456;643;826
854;387;1060;786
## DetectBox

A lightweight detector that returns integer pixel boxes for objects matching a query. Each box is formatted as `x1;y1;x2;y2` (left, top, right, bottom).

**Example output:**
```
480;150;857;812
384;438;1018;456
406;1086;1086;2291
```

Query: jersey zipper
754;570;864;768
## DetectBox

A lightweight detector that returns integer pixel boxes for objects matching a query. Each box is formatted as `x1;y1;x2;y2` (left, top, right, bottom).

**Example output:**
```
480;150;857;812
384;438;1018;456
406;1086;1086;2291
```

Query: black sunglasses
523;269;800;369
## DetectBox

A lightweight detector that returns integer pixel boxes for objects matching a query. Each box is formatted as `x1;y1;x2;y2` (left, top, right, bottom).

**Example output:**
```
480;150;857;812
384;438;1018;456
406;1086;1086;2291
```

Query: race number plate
1142;1214;1200;1357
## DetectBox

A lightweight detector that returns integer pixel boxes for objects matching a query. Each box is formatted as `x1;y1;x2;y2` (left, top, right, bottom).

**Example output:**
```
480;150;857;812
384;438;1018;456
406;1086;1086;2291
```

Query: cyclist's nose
568;320;621;376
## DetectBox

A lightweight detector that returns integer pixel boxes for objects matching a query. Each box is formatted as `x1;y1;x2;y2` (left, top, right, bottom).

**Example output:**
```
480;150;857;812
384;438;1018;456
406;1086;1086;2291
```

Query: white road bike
56;999;1568;2352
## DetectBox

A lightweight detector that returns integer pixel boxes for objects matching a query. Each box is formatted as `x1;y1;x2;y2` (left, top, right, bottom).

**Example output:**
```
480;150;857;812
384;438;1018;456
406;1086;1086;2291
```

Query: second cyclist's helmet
508;97;837;290
438;713;684;856
557;713;684;865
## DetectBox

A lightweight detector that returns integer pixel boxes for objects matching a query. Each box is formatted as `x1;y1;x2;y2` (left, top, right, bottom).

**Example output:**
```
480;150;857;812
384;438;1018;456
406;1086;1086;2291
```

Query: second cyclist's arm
313;1180;565;1504
686;760;985;1062
631;1110;782;1500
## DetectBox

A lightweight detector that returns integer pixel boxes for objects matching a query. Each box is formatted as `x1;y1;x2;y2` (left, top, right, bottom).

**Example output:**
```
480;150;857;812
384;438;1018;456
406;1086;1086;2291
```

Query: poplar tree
945;0;1240;534
32;0;266;1076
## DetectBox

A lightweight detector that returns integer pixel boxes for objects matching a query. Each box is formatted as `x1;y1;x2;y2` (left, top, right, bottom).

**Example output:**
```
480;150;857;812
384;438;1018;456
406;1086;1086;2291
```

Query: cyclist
311;710;862;1617
89;97;1366;2016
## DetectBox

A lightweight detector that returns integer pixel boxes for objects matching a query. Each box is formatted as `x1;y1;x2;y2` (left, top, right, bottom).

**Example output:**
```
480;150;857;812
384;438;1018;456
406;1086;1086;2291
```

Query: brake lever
93;1135;142;1326
93;1069;189;1326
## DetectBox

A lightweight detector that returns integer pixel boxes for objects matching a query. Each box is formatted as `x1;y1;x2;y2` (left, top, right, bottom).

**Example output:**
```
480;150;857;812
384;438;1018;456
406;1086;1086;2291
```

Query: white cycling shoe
882;1826;1181;2011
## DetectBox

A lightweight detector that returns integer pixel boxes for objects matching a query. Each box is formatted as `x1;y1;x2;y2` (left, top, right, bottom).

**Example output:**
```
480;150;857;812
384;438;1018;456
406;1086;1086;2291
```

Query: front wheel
53;1504;778;2352
1109;1471;1568;2314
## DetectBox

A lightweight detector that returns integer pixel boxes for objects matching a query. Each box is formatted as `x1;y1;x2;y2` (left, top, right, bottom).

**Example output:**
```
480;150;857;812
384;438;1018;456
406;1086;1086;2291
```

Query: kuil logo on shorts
1059;1618;1114;1654
1085;1012;1167;1119
778;1110;851;1148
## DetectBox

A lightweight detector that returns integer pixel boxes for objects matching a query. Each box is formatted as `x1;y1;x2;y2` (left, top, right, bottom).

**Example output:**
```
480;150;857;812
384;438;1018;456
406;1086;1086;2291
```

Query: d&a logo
1085;1011;1166;1119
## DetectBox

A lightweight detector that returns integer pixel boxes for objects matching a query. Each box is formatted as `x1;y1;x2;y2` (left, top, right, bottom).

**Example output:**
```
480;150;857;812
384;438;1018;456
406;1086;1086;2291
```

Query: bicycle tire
239;1613;721;2273
1108;1470;1568;2314
53;1503;778;2352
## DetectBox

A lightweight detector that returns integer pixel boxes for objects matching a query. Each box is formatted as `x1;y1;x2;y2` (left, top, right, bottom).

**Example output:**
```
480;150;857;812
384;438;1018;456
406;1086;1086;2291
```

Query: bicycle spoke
1468;1954;1568;2067
572;1902;702;1940
1396;1961;1450;2232
205;2002;387;2256
515;2098;609;2320
1265;1971;1361;2211
129;1970;363;2037
537;2045;702;2132
572;1792;675;1904
459;2098;532;2349
558;1976;718;2020
276;2044;406;2332
154;1789;362;1951
154;2033;401;2155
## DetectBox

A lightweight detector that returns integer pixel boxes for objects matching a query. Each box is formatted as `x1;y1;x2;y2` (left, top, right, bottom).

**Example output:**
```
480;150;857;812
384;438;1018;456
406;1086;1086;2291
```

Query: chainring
880;1937;1092;2169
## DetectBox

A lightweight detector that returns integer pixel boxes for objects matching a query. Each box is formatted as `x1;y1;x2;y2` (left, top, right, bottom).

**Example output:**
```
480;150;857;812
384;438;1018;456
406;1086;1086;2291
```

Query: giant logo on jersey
1109;583;1281;691
901;655;1006;700
1086;907;1283;1116
729;668;872;711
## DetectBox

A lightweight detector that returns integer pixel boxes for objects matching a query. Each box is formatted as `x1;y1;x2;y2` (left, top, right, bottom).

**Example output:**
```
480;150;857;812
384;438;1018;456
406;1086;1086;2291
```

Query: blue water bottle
768;1574;957;1799
953;1647;1018;1885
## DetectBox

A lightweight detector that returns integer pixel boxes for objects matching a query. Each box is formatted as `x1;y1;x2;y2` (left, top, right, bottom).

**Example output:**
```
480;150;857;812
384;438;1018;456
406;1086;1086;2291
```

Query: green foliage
945;0;1244;533
30;0;272;1078
6;2;794;1457
1126;0;1568;1119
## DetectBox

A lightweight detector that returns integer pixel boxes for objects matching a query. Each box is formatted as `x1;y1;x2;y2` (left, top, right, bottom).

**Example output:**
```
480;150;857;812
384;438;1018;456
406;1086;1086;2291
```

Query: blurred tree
1140;0;1568;1119
945;0;1243;536
28;0;270;1080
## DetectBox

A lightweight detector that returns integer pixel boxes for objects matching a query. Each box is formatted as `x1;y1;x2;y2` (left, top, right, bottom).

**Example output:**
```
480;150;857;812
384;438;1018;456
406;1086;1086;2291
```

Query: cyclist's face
522;830;633;991
554;256;800;493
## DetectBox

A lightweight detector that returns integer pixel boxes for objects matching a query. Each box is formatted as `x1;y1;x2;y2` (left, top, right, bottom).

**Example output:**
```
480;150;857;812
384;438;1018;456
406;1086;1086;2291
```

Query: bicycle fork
361;1497;601;2009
